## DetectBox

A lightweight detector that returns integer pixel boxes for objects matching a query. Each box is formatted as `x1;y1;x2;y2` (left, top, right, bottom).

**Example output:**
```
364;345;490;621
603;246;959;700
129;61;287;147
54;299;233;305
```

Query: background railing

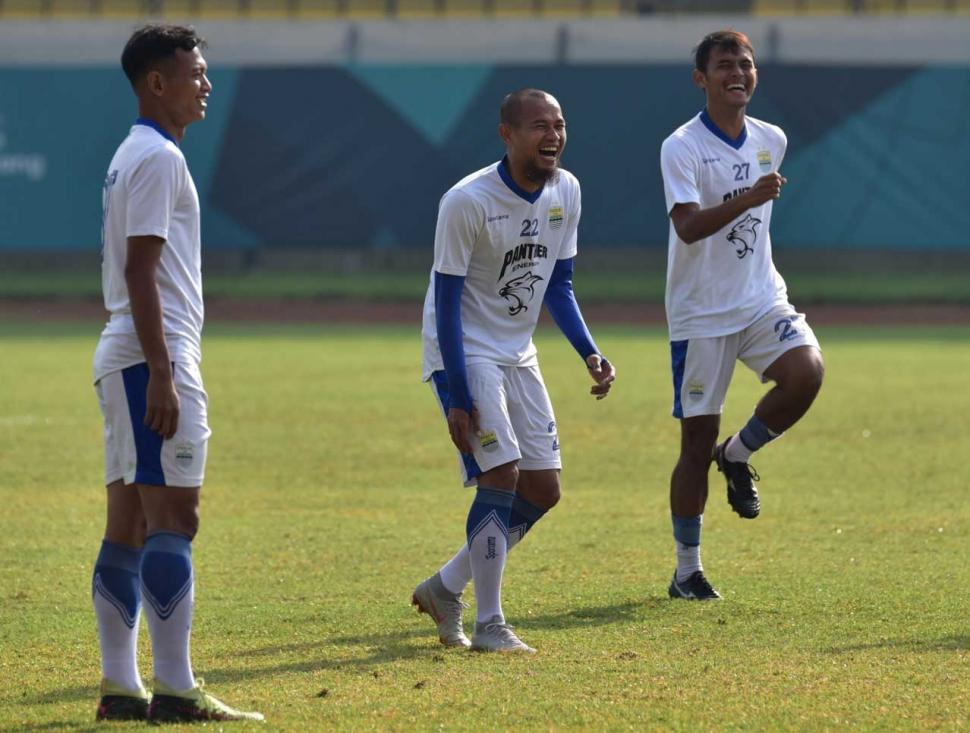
0;0;967;19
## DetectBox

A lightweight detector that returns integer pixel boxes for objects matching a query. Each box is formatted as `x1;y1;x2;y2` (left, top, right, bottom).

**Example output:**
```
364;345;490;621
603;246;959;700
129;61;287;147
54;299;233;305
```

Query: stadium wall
1;18;968;252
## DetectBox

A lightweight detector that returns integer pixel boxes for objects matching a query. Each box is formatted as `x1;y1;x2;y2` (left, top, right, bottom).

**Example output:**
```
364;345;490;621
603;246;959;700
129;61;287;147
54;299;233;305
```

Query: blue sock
141;532;195;691
508;494;548;548
466;487;514;547
93;540;143;690
672;514;703;583
739;415;777;452
726;414;780;463
93;540;141;629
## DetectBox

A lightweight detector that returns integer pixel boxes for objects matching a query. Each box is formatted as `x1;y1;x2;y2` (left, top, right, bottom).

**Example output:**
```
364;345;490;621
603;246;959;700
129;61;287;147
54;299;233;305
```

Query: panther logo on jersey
499;271;543;316
727;214;761;259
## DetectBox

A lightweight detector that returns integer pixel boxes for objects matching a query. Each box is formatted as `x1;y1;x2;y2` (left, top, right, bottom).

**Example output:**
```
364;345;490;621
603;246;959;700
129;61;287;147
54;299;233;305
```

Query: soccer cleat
95;678;150;721
470;616;536;654
714;441;761;519
668;570;722;601
147;678;265;723
411;573;472;648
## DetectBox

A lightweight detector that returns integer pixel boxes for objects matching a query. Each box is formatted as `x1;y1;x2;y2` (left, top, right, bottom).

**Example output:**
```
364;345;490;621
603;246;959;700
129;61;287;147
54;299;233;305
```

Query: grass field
3;268;970;304
0;321;967;731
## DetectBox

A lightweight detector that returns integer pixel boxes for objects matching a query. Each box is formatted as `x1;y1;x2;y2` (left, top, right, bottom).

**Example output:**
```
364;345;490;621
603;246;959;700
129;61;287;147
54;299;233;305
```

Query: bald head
500;89;559;127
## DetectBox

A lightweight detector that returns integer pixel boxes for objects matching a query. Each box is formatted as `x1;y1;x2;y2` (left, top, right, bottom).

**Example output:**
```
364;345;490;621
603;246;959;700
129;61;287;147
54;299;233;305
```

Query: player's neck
136;104;185;143
506;159;543;194
704;104;746;140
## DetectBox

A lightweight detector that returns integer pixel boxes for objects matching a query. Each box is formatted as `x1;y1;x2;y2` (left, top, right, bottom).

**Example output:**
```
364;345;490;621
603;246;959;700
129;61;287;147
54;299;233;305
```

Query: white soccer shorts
95;361;210;487
431;362;561;487
670;303;821;419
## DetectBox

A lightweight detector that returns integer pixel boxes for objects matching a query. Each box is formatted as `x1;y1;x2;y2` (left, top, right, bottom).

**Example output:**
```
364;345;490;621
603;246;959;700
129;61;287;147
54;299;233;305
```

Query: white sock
439;546;471;595
675;542;703;583
468;514;508;623
93;591;143;692
725;432;754;463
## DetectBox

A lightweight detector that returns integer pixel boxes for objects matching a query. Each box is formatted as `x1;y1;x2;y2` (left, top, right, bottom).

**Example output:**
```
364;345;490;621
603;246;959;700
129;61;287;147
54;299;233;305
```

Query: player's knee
681;425;718;466
481;461;519;491
790;352;825;399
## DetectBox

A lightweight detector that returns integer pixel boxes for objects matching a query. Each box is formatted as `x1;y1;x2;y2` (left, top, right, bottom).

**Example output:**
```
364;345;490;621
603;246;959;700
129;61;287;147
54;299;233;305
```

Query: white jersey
421;158;581;380
661;111;790;340
94;121;203;382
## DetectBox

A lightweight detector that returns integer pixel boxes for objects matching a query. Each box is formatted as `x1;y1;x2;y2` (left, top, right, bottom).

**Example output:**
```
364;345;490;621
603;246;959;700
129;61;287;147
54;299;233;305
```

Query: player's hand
586;354;615;400
145;367;180;440
447;404;481;454
743;172;787;207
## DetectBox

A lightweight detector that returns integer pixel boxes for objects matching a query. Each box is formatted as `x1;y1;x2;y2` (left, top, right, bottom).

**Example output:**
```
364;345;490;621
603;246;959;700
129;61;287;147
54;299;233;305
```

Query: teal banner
1;63;966;251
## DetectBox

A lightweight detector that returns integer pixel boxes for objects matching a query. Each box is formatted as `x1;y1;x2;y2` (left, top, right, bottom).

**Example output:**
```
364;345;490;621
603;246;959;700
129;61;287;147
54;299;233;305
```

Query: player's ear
145;69;165;98
692;68;707;91
498;122;512;145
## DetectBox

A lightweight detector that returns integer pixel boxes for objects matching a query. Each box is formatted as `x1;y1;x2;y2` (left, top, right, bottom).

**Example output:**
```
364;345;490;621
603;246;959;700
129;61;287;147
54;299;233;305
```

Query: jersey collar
497;156;543;204
134;117;178;145
699;109;747;150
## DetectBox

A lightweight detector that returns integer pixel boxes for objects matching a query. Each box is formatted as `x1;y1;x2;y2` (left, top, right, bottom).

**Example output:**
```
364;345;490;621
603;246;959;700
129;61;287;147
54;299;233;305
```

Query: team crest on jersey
499;270;543;316
688;382;704;399
757;149;772;173
548;205;564;230
727;214;761;259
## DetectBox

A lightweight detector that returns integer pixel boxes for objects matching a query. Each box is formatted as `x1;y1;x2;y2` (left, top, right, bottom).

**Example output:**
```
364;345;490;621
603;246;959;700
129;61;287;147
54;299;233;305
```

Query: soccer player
91;25;262;722
412;89;615;653
660;30;825;600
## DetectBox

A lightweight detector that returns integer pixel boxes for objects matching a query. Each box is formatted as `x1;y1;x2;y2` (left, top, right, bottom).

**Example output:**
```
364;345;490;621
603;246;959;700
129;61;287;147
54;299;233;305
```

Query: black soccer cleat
714;441;761;519
96;695;149;721
668;570;722;601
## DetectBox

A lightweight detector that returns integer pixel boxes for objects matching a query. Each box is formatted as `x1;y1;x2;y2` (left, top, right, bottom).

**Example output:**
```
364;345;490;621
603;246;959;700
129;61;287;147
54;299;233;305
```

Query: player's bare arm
586;353;615;400
670;171;786;244
125;235;179;439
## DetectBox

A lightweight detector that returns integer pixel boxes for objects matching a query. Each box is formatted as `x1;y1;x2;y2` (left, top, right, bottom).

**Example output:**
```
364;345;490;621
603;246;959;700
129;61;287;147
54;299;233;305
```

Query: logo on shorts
757;149;772;172
547;421;556;434
688;382;705;400
552;438;560;452
174;443;194;467
774;317;801;342
548;205;564;230
486;536;497;559
479;430;499;451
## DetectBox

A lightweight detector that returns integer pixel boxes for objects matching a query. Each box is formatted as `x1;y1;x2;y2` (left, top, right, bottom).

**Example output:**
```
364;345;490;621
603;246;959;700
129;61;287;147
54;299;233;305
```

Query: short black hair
694;30;754;73
500;88;553;127
121;24;206;87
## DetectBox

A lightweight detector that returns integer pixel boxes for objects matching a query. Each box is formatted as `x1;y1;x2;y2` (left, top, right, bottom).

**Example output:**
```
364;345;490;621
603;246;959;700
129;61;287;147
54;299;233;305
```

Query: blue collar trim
134;117;177;145
498;156;543;204
699;109;747;150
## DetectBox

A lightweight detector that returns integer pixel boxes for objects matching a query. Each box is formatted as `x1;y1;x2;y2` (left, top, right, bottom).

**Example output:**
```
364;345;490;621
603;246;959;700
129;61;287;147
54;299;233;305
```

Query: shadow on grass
826;634;969;654
0;720;99;732
18;598;665;706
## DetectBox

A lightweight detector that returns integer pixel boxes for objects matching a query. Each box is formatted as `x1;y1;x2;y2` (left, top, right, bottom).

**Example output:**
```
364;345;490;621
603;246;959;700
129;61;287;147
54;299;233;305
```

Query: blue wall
1;63;967;251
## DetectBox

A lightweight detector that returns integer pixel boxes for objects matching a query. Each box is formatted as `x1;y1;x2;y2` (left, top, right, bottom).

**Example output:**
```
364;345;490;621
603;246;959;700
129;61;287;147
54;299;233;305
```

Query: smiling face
500;92;566;186
694;45;757;112
157;46;211;128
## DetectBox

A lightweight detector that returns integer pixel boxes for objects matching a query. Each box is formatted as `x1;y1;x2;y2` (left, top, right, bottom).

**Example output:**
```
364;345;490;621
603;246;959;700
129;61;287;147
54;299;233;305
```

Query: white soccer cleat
411;573;471;648
471;616;536;654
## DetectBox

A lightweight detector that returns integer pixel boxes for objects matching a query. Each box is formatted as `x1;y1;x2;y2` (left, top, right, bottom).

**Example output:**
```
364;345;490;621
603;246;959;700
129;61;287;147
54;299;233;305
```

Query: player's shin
440;493;549;593
140;532;195;692
93;540;145;693
465;487;514;623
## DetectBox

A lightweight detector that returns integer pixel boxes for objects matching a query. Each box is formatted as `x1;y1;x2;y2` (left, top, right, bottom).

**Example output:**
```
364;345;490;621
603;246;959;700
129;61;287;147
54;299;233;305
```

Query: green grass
0;322;967;731
2;269;970;303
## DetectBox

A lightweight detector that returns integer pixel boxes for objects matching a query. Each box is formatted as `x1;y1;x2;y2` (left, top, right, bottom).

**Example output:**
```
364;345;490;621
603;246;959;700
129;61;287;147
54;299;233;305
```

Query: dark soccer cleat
714;441;761;519
668;571;722;601
147;678;264;723
95;679;149;721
